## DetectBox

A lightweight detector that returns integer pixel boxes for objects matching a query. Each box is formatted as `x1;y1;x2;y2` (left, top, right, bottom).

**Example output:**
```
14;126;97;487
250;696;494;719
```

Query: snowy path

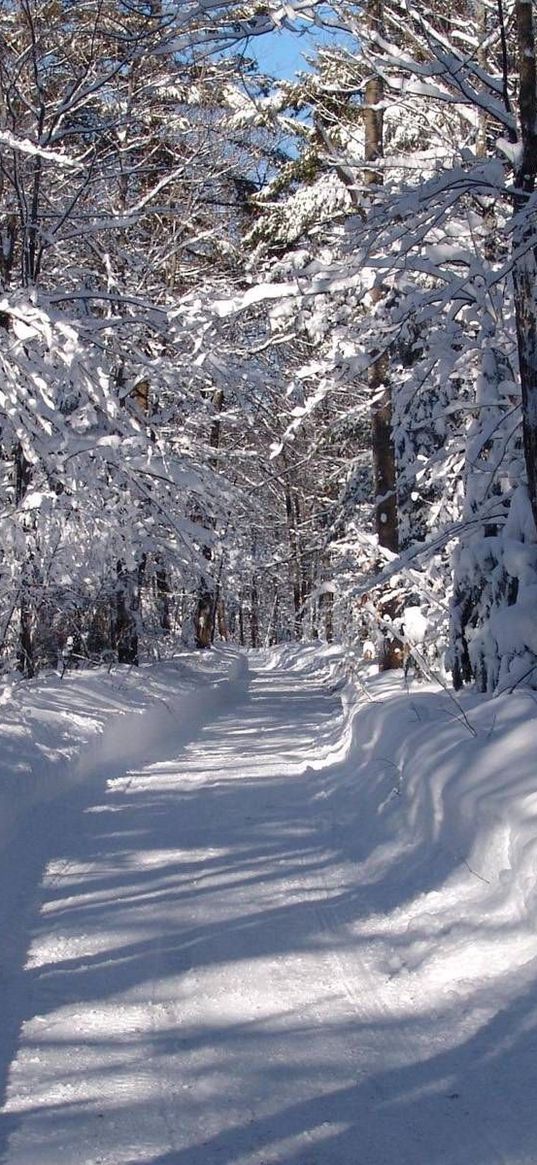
1;655;537;1164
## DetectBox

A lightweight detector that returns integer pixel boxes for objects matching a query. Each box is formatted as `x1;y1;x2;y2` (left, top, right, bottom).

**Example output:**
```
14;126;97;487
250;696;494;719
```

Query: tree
512;0;537;531
0;0;285;671
197;0;537;691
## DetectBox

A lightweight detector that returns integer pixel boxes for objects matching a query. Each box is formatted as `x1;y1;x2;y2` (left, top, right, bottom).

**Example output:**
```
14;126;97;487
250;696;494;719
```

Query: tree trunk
114;364;150;662
15;407;35;676
266;589;279;646
193;388;225;648
18;566;35;678
194;570;213;648
216;598;228;641
513;0;537;532
155;556;172;632
284;476;304;639
113;556;145;665
365;0;401;669
321;589;334;643
250;576;260;648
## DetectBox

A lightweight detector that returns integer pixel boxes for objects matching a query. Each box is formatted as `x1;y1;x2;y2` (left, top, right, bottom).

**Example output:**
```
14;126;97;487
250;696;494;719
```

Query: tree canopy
0;0;536;694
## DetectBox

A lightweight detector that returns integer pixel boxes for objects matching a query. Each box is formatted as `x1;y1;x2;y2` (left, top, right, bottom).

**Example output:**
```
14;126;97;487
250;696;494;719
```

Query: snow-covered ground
1;645;537;1164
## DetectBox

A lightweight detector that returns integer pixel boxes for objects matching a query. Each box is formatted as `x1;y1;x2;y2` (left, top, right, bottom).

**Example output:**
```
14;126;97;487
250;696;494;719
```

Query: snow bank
0;648;249;852
253;640;345;676
255;643;537;1021
313;661;537;1012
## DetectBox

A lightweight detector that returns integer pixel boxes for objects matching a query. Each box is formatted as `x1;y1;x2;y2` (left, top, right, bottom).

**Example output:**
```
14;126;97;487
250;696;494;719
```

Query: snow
0;130;79;168
402;604;428;645
1;645;537;1163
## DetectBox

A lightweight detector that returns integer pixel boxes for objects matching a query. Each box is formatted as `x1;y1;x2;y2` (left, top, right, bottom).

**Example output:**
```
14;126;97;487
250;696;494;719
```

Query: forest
1;0;537;695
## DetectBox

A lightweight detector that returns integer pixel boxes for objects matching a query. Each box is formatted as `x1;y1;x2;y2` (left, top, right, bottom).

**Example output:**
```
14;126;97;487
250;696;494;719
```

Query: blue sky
251;20;350;81
253;26;320;79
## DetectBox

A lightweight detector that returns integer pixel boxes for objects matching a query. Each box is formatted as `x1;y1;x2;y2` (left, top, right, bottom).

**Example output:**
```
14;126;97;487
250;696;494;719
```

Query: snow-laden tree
4;0;537;690
0;0;293;671
203;0;537;690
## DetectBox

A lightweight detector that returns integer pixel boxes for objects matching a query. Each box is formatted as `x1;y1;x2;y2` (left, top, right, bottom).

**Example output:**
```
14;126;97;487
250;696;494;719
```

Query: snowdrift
0;648;249;851
296;648;537;1019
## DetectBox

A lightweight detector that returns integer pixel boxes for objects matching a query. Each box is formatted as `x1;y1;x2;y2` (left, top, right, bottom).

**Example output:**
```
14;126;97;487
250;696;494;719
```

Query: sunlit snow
1;647;537;1164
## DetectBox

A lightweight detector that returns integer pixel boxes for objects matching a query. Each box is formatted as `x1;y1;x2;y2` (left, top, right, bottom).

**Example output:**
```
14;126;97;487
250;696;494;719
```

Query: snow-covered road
2;652;537;1164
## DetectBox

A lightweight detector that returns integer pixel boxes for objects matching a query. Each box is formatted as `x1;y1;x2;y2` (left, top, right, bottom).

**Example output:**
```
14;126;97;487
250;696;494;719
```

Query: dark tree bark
321;588;334;643
112;362;146;663
194;566;214;649
238;596;245;647
13;348;35;675
18;562;35;678
113;556;145;665
193;388;224;648
284;470;306;639
365;0;402;669
250;576;260;648
216;598;228;641
512;0;537;532
266;589;279;646
155;556;172;632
